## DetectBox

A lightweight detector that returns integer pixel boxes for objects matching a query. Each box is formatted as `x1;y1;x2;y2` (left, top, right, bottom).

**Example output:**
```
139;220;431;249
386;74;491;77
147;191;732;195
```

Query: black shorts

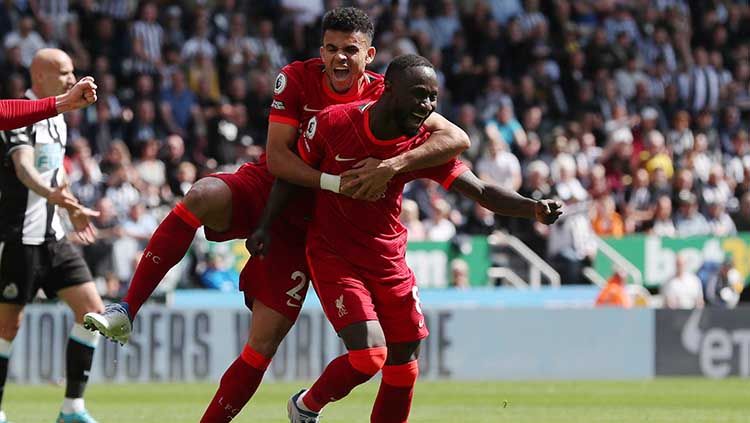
0;238;93;304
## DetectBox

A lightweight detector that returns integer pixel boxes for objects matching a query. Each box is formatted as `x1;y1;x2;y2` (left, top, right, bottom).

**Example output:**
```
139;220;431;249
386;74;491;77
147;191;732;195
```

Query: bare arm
449;170;562;223
265;121;323;189
341;112;471;199
11;147;72;205
246;178;301;257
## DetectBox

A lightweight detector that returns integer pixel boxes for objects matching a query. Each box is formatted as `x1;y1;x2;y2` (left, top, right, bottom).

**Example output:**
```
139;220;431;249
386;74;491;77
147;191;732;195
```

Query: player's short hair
384;54;434;83
321;7;374;42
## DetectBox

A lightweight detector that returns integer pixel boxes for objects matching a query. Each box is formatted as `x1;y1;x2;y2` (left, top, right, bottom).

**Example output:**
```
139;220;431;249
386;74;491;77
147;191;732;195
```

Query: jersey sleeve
269;62;305;128
410;158;470;189
0;97;57;131
296;114;326;167
1;125;33;163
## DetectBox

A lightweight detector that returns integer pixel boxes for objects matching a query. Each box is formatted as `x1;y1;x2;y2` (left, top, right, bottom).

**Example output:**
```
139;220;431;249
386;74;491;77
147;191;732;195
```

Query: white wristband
320;172;341;193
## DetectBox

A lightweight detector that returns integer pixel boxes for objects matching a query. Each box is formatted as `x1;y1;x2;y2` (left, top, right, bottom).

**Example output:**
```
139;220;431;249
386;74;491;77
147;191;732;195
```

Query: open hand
534;199;563;224
68;204;100;245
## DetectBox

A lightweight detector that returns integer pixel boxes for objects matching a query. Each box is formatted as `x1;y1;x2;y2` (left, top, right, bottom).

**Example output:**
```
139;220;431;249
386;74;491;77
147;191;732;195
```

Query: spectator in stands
134;138;166;188
426;199;457;242
662;253;704;309
400;199;426;241
701;257;742;309
450;258;470;290
476;135;522;192
595;270;632;308
706;200;737;236
200;254;239;291
648;195;677;237
591;195;625;238
131;2;164;74
732;192;750;231
674;190;711;237
484;99;527;149
4;16;46;68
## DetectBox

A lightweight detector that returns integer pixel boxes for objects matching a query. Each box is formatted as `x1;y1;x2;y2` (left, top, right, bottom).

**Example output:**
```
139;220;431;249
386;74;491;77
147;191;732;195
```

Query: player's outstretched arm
342;113;470;200
450;170;562;224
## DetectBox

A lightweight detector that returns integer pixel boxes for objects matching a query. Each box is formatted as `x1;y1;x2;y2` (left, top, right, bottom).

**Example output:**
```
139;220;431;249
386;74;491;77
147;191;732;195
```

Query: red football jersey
298;101;468;281
268;58;384;130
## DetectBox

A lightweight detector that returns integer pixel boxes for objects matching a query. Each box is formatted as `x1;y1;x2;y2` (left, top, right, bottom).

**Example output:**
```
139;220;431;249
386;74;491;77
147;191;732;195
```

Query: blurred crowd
2;0;750;292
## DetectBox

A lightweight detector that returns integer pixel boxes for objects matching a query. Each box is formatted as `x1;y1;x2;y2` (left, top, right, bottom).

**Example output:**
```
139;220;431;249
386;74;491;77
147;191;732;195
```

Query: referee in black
0;48;103;423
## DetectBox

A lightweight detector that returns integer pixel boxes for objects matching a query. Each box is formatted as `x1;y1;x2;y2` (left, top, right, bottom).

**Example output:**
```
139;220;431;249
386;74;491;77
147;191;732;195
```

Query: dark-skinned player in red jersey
248;55;561;423
84;8;471;423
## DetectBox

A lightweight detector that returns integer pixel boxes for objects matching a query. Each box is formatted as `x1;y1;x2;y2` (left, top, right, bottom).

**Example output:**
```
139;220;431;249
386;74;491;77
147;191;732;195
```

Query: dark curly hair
321;7;374;42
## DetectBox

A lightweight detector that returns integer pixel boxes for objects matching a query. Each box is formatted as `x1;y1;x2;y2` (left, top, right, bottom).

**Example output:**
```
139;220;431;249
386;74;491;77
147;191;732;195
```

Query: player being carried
247;54;561;423
84;8;470;423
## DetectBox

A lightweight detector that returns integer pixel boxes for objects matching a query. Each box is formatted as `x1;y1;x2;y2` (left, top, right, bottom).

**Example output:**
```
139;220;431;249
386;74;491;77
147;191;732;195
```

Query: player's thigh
183;176;233;232
386;341;421;365
246;300;295;358
372;275;428;344
308;248;381;344
0;242;40;339
46;239;104;323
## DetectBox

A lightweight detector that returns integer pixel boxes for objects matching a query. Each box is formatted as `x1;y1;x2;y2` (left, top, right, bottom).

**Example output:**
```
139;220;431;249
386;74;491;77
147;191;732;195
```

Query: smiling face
387;65;439;136
320;30;375;93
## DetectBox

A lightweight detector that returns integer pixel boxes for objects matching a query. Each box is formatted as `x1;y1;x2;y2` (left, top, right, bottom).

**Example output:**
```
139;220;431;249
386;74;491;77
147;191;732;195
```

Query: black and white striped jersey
0;90;66;245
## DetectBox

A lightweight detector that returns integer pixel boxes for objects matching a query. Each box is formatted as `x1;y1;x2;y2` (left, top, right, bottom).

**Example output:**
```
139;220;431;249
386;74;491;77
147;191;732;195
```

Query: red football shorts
307;245;428;343
204;164;311;322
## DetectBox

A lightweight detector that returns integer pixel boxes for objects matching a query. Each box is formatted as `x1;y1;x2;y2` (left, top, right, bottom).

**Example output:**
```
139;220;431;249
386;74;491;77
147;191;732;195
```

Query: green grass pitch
5;379;748;422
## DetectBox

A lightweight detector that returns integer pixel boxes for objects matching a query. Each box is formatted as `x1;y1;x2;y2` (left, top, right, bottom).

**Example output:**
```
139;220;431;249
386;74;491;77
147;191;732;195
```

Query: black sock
0;356;8;408
65;338;95;399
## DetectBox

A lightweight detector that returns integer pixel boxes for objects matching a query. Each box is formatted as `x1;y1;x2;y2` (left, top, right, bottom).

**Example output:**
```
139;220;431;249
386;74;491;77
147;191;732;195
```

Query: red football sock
303;347;387;412
200;345;271;423
371;360;419;423
123;203;200;316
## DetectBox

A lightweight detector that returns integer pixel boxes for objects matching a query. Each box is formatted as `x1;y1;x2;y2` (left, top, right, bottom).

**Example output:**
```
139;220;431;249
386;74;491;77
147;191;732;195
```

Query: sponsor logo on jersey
334;154;356;162
303;104;322;113
271;100;286;110
274;73;287;95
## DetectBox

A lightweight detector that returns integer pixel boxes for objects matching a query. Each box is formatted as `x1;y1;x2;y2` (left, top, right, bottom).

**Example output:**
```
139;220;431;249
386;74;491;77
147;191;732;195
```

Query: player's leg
371;341;421;423
288;250;389;420
84;176;235;342
0;241;40;422
369;276;428;423
290;320;387;422
123;176;232;316
0;304;23;423
200;300;294;422
202;232;309;422
57;282;103;422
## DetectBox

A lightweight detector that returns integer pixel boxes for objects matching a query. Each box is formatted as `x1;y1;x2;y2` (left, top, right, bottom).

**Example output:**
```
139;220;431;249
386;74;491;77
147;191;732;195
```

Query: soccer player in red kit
84;8;470;423
250;54;561;422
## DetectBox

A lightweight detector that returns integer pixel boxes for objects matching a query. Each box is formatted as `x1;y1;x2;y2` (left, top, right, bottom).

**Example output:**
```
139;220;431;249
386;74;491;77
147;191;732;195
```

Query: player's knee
0;319;22;341
183;177;231;222
386;341;421;365
347;346;388;376
382;360;419;388
247;336;283;359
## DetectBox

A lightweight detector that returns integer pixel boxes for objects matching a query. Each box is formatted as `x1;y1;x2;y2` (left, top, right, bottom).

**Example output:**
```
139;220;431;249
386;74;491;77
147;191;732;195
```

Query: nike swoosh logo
286;300;301;308
303;104;321;113
335;154;357;162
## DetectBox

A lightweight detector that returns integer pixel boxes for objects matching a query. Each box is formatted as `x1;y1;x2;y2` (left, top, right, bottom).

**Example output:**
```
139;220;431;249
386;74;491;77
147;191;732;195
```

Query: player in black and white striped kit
0;49;103;423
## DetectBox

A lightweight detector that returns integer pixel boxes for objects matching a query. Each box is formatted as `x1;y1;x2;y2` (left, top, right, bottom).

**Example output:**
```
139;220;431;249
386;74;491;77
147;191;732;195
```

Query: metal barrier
487;231;561;288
